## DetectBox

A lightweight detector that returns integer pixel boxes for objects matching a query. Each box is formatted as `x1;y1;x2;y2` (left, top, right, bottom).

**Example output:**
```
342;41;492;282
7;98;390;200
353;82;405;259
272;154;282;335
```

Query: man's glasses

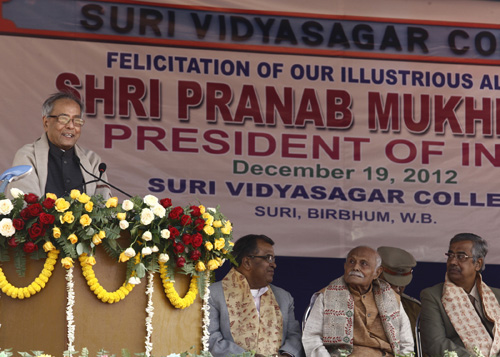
445;252;472;262
248;254;276;263
47;114;85;127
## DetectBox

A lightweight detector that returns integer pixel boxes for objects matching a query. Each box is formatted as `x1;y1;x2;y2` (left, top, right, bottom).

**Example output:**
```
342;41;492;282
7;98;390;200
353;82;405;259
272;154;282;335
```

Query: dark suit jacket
208;280;304;357
420;282;500;357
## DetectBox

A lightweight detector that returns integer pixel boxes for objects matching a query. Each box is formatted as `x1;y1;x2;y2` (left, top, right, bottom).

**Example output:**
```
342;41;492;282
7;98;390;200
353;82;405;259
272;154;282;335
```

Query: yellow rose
117;212;126;221
205;242;213;251
52;227;61;239
118;252;130;263
92;233;102;245
86;256;96;266
68;234;78;244
70;190;81;200
84;201;94;212
61;257;74;269
98;230;106;239
43;241;56;252
203;225;215;236
207;259;220;271
199;205;206;214
46;193;57;200
202;213;214;226
195;261;206;272
60;211;75;224
55;198;70;212
106;197;119;208
221;221;232;235
80;214;92;227
214;238;225;250
78;193;91;204
213;220;223;228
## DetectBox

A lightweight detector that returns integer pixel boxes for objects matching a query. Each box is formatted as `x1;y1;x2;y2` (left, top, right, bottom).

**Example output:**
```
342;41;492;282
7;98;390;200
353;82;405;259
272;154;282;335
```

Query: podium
0;245;203;355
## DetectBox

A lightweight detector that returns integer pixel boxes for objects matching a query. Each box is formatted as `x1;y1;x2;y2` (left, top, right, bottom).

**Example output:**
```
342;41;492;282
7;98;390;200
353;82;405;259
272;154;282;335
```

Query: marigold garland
0;250;59;299
159;262;198;309
79;254;135;304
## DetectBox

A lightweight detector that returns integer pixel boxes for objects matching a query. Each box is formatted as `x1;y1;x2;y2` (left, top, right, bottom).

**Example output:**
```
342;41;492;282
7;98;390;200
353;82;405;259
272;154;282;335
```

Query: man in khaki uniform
377;246;421;345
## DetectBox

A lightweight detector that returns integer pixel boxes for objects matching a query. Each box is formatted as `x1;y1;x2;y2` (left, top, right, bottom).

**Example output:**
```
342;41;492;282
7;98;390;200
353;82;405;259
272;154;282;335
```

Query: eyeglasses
47;114;85;127
248;254;276;263
445;252;472;262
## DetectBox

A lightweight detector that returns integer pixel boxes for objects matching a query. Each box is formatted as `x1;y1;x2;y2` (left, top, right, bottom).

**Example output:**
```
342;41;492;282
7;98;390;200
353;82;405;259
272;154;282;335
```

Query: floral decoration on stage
0;189;234;308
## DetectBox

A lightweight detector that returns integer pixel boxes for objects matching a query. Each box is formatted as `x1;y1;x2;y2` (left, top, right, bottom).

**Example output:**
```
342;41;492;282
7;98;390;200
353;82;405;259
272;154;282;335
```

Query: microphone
98;163;106;179
75;157;132;198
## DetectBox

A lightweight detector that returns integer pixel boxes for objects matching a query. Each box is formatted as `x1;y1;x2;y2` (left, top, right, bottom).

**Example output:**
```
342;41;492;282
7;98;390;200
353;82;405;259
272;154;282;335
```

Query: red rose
8;237;18;247
160;198;172;208
20;207;31;220
28;222;44;239
42;198;55;210
176;256;186;268
13;218;25;231
182;234;192;246
24;193;39;204
190;249;201;261
168;226;180;239
180;214;192;226
28;203;43;217
173;242;185;254
39;213;55;225
192;233;203;248
169;206;183;220
194;219;205;231
23;241;38;253
190;205;201;217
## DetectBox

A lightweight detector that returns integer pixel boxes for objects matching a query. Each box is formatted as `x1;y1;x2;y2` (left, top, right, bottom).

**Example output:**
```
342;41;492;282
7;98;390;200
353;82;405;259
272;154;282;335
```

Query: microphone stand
76;159;133;198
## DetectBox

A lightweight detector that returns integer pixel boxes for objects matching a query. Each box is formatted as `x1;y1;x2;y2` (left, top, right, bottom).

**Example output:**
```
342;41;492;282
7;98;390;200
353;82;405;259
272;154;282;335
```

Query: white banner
2;0;500;262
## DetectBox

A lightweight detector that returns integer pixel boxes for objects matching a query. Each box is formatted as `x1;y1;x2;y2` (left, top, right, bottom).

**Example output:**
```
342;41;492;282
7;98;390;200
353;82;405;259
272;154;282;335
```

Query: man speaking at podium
10;91;111;198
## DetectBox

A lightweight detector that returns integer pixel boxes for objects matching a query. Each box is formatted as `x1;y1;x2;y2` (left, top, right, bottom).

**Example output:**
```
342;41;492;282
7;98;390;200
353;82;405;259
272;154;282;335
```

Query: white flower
143;194;159;207
160;229;170;239
124;247;136;257
119;220;129;230
152;204;166;218
142;246;153;256
9;188;24;198
159;253;169;263
128;276;141;285
0;199;13;215
151;245;159;253
122;199;134;211
140;208;154;225
0;218;15;237
207;207;216;213
142;231;152;241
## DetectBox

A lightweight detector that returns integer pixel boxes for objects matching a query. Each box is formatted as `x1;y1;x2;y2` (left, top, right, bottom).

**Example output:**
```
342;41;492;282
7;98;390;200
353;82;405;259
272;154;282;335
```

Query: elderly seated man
302;246;414;356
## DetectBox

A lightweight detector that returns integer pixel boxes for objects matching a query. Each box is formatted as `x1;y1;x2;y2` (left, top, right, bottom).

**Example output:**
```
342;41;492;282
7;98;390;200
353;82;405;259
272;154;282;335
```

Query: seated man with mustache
302;246;414;356
420;233;500;356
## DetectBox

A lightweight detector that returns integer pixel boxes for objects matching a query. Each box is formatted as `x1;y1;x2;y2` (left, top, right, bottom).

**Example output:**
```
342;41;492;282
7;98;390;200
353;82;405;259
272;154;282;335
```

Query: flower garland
0;249;59;299
65;267;75;352
145;271;154;357
201;270;211;352
79;254;135;304
159;262;198;309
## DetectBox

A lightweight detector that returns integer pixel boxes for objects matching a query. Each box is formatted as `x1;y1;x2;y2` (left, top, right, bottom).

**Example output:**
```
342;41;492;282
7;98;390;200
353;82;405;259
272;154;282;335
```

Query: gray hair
346;246;382;269
42;91;84;117
450;233;488;271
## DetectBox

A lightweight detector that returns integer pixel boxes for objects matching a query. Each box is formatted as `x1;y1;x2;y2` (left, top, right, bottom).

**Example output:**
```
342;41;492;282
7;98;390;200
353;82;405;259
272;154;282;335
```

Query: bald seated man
302;246;414;356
